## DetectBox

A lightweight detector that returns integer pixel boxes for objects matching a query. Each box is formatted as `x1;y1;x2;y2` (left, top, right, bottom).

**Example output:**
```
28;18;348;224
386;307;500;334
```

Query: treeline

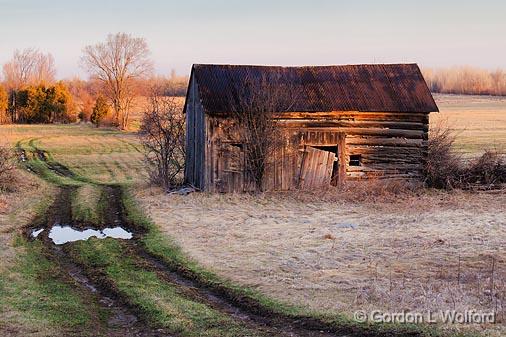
0;48;72;124
423;67;506;96
0;42;189;126
63;75;188;125
8;83;74;123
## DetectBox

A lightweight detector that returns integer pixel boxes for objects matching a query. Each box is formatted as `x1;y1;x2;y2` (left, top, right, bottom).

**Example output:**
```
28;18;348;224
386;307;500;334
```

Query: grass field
0;94;505;337
136;94;505;336
433;94;506;156
0;169;103;336
0;124;317;337
2;124;146;184
136;187;505;337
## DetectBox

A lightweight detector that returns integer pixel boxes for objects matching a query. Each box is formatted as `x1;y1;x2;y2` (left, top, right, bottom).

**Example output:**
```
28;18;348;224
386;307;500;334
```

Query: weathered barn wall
277;111;429;181
184;77;206;190
199;111;429;192
184;63;437;192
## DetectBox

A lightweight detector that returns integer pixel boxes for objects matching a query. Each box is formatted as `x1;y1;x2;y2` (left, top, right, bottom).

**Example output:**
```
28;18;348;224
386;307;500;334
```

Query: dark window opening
349;154;361;166
229;143;244;149
311;145;337;155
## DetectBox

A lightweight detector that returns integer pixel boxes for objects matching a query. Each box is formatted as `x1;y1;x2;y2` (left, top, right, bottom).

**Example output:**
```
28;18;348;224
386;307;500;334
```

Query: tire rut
24;149;345;337
27;186;173;337
105;186;339;337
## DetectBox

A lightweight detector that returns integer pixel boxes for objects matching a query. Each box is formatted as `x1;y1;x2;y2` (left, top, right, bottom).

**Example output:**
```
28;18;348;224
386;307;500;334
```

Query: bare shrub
424;123;464;189
231;73;296;191
0;146;16;192
466;150;506;187
425;123;506;189
139;93;185;190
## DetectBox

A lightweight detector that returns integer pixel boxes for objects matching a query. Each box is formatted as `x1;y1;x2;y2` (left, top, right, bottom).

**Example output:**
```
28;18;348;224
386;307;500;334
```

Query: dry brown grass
432;94;506;157
136;186;506;336
0;168;52;267
0;145;16;192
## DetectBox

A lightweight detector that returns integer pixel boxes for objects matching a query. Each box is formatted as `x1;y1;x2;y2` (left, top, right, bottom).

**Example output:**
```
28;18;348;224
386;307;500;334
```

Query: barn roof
187;64;438;114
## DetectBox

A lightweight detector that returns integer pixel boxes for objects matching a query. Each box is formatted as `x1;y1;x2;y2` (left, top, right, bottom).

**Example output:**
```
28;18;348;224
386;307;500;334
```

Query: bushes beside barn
425;125;506;189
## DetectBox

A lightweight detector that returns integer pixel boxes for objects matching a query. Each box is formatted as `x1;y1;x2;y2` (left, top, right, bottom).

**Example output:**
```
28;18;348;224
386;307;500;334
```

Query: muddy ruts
95;186;338;337
21;149;405;336
98;184;423;337
27;186;172;337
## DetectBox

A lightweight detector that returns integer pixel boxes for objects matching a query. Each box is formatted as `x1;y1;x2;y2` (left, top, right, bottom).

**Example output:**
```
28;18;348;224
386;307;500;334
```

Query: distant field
1;124;146;184
0;94;504;336
432;94;506;156
128;96;185;130
1;94;503;182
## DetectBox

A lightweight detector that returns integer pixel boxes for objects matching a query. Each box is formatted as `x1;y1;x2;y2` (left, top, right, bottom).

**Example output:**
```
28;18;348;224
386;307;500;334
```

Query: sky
0;0;505;79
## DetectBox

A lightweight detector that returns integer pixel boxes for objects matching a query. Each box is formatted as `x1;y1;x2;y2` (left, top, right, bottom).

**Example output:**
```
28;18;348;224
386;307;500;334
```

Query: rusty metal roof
188;64;439;114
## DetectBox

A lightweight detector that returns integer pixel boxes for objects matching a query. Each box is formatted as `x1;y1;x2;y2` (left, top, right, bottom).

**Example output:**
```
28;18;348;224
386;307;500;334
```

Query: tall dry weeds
0;145;16;192
286;178;421;204
425;123;506;190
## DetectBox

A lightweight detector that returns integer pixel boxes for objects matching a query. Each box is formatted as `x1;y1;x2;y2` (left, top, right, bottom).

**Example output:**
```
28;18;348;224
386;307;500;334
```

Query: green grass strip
71;185;103;224
0;196;99;336
69;238;263;337
0;238;97;336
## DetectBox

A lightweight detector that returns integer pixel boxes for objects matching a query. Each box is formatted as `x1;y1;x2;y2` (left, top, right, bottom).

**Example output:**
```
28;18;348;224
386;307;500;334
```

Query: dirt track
23;149;343;337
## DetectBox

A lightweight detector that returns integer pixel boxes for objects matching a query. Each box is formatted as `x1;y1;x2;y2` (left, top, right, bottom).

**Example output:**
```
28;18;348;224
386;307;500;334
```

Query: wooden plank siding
184;77;207;190
188;110;429;192
183;64;437;192
298;146;336;189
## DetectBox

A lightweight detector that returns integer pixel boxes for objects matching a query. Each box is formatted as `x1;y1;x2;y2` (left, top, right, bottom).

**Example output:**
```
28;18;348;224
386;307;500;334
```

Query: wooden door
298;146;336;189
216;143;244;193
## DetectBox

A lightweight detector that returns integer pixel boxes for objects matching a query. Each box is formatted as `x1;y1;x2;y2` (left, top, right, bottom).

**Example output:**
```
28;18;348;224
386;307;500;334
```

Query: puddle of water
48;225;133;245
32;228;44;238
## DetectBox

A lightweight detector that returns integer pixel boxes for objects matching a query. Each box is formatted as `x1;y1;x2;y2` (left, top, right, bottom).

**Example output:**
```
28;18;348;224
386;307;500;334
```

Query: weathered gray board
298;146;336;189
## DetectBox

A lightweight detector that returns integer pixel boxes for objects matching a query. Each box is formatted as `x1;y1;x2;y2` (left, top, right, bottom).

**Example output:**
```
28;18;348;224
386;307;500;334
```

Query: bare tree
2;48;55;90
33;52;56;84
231;73;295;191
422;66;506;96
139;88;185;190
81;33;153;129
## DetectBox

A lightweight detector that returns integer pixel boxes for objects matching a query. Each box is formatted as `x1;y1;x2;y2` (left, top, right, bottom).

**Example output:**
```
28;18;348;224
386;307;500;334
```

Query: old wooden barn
184;64;439;192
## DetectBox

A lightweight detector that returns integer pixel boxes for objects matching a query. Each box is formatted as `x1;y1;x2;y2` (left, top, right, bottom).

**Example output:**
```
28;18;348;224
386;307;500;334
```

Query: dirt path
30;187;172;337
23;148;343;337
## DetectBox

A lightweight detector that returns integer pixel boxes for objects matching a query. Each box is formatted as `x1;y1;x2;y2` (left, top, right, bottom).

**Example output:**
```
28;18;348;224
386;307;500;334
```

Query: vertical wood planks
298;146;336;189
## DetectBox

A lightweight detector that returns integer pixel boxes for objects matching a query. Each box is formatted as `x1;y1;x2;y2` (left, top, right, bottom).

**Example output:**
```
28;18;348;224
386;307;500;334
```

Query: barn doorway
310;145;340;185
298;145;338;189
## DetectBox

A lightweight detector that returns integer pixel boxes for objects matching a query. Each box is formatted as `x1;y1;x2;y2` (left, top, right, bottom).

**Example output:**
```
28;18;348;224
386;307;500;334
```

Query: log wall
186;109;429;192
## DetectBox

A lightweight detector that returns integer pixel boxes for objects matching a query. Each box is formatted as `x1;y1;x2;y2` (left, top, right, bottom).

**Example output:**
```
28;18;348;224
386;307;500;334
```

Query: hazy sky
1;0;505;79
